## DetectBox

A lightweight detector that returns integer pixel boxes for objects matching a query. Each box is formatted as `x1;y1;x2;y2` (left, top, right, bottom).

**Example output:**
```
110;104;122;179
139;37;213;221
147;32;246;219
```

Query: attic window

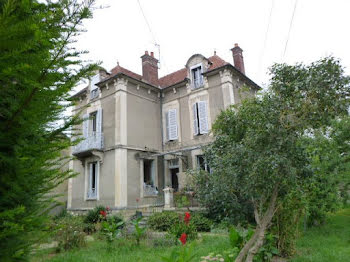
191;65;203;89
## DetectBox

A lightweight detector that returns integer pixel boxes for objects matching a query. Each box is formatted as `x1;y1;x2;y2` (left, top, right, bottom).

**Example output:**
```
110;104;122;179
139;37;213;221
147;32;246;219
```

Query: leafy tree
0;0;97;260
196;57;350;261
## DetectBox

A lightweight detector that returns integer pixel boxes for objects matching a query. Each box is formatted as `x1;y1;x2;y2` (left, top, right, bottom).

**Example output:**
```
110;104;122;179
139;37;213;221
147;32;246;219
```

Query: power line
258;0;275;84
283;0;298;60
136;0;157;44
136;0;169;74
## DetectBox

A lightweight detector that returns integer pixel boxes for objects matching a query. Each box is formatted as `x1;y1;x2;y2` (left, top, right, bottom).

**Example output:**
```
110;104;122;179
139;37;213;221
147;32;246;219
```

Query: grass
31;234;231;262
291;207;350;262
32;208;350;261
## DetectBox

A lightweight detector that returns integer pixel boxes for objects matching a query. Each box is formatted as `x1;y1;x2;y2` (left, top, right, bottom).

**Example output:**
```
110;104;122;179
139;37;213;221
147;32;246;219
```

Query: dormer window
191;64;203;89
90;74;100;99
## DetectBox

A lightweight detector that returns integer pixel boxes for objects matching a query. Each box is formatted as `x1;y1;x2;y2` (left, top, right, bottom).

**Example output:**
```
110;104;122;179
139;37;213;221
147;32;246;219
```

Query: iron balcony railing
143;183;159;196
193;77;204;89
73;132;104;155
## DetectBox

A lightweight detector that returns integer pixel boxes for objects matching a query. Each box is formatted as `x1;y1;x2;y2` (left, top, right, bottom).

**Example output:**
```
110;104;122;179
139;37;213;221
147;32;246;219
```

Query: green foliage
132;217;147;246
175;194;190;208
192;57;350;260
54;216;86;252
229;226;254;249
190;213;213;232
168;222;197;244
255;233;279;262
101;217;124;244
160;243;196;262
147;211;180;231
0;0;97;260
190;169;254;225
84;206;107;224
271;189;306;256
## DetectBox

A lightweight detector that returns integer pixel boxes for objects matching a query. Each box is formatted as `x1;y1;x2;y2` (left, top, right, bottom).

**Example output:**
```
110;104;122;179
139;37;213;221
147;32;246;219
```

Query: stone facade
68;45;259;211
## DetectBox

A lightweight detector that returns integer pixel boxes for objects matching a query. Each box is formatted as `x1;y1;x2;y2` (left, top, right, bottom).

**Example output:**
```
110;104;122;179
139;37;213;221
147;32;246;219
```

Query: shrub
168;213;197;244
147;211;179;231
190;213;213;232
54;216;86;252
84;206;107;224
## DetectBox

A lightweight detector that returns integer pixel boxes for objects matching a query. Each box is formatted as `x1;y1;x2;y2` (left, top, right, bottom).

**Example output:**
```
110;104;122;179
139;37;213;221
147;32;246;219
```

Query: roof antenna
155;43;160;69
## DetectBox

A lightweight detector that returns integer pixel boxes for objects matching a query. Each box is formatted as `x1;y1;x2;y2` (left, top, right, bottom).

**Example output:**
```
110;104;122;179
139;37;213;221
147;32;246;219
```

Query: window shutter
165;111;170;141
96;108;103;133
198;101;209;134
83;114;89;137
168;109;178;140
193;103;199;135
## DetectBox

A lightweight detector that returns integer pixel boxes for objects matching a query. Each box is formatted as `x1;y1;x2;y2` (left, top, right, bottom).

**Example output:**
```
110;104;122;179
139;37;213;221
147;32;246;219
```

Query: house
67;44;259;211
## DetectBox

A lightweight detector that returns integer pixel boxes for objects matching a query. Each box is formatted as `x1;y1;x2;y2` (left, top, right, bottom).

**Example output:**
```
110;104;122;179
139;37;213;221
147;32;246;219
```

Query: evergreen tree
0;0;97;260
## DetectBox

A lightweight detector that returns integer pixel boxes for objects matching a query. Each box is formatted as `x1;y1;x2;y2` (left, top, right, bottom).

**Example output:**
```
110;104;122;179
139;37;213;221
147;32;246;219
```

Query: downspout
159;89;165;191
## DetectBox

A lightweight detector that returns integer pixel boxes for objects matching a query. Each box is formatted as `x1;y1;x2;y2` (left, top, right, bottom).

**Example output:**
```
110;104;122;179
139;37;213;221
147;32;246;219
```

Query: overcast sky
77;0;350;89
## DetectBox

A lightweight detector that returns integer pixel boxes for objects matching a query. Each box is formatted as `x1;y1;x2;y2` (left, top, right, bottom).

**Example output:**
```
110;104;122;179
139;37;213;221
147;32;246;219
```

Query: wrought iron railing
193;77;204;89
87;188;97;199
73;132;104;154
143;183;158;196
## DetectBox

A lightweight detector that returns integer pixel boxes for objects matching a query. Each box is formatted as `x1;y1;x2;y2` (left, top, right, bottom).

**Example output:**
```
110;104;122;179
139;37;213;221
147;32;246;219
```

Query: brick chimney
141;51;158;86
231;43;245;74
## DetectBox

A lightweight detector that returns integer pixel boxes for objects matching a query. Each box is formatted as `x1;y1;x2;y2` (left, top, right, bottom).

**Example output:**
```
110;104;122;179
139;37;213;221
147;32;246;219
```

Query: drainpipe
159;91;165;191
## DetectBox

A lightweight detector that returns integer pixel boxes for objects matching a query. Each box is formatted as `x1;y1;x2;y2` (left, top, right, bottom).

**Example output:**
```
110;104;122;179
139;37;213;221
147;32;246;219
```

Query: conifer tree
0;0;97;260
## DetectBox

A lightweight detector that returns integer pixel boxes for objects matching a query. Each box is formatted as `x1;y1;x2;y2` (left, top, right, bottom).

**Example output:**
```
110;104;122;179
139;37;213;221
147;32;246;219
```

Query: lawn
31;234;231;262
292;207;350;262
32;208;350;262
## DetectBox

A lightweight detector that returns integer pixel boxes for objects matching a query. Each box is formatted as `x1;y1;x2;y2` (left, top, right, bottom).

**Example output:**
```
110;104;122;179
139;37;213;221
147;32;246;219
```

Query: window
143;159;158;196
196;155;210;173
193;101;209;135
90;112;97;133
90;74;100;99
143;159;154;186
191;65;203;88
166;109;178;141
87;162;98;199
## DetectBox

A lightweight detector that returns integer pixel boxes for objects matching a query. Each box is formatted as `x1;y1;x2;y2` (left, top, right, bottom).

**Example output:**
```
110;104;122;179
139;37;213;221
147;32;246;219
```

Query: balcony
143;183;158;197
192;77;204;89
72;132;104;157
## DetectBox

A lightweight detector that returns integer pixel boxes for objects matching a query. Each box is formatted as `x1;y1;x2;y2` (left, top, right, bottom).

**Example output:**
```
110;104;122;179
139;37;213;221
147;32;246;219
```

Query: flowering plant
179;233;187;245
184;212;191;225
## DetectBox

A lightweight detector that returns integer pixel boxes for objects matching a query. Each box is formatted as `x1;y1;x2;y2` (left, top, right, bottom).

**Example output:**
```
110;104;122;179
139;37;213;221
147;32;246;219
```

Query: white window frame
87;161;99;200
196;155;211;173
190;63;204;89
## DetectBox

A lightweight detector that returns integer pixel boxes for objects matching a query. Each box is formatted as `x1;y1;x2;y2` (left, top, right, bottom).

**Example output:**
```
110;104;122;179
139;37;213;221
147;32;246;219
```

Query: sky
76;0;350;89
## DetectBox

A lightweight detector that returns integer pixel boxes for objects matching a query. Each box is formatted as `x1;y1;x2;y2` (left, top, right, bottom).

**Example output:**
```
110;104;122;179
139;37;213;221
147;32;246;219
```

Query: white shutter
193;103;199;135
198;101;209;134
96;108;103;133
82;114;89;137
165;111;170;141
168;109;178;140
90;74;100;91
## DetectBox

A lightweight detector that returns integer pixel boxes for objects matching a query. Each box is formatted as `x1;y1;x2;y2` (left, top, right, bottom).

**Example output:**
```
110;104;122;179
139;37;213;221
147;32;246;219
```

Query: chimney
141;51;158;86
231;43;245;74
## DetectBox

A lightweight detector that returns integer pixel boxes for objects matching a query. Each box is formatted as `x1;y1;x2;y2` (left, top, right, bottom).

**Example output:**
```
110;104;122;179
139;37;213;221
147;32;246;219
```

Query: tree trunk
235;186;279;262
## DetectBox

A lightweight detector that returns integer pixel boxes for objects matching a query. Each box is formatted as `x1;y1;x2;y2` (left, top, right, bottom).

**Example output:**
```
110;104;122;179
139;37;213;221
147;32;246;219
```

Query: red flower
99;210;107;218
184;212;191;225
179;233;187;245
